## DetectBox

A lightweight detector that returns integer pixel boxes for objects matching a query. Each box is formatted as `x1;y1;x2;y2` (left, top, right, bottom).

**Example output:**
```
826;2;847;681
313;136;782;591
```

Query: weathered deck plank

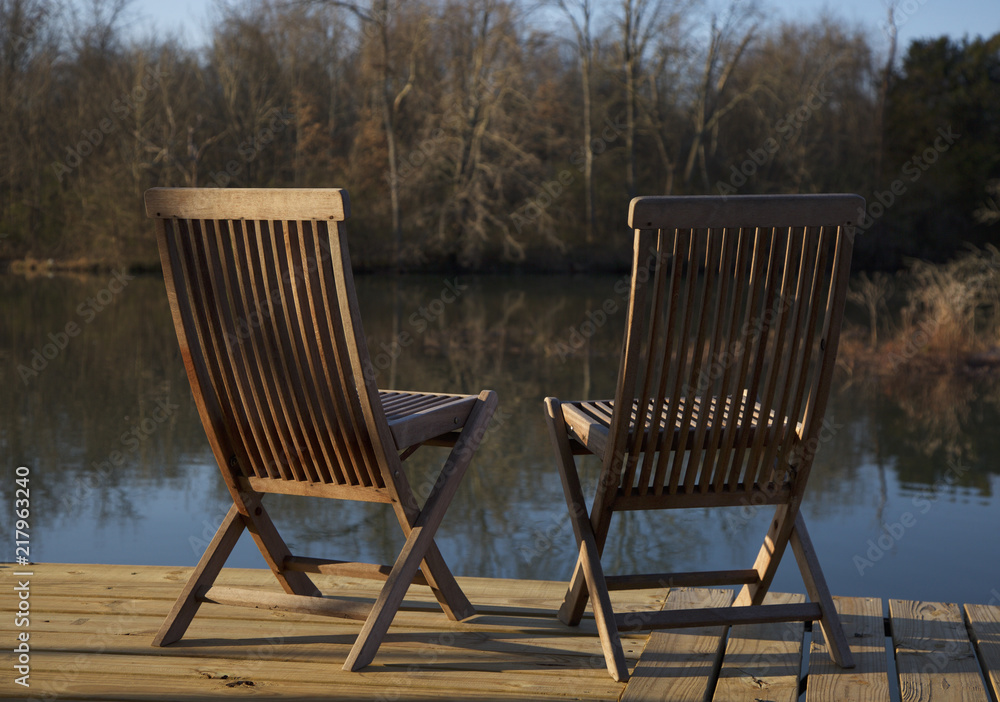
963;603;1000;702
807;596;890;702
620;587;733;702
712;592;805;702
890;599;988;702
4;564;1000;702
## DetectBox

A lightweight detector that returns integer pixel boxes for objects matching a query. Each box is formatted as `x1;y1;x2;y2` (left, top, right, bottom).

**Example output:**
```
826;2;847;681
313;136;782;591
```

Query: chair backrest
604;194;862;502
145;188;402;501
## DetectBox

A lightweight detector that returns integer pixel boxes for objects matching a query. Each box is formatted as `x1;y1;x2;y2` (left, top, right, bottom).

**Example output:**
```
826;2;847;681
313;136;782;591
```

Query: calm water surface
3;272;999;606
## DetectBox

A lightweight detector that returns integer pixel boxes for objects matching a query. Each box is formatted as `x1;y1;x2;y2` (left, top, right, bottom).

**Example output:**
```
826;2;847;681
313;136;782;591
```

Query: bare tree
555;0;596;241
634;2;691;195
874;1;899;185
318;0;428;267
682;0;761;189
618;0;662;198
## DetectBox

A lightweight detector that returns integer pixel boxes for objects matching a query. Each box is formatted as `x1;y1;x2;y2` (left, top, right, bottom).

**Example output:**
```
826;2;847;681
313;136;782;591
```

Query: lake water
3;272;999;607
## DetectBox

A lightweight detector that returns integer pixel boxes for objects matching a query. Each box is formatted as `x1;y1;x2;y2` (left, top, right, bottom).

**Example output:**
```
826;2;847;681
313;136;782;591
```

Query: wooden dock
2;563;998;701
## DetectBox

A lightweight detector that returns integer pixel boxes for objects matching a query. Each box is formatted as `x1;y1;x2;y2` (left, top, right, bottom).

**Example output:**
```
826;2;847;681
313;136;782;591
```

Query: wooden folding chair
145;187;497;671
544;194;864;681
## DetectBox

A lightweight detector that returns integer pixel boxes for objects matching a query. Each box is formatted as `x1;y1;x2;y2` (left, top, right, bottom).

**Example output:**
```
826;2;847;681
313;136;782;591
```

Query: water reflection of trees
2;275;207;525
862;371;997;494
6;273;998;575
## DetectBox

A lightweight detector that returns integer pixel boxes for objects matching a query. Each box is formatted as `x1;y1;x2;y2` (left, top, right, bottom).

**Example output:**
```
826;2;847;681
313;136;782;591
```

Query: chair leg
402;525;475;621
153;505;245;646
237;491;320;597
343;392;496;671
559;555;590;626
544;398;591;625
544;398;628;682
735;503;796;607
575;534;630;682
789;513;855;668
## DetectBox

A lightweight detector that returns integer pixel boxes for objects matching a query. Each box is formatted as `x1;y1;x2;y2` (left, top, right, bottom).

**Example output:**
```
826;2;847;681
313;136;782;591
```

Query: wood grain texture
807;596;890;702
891;599;988;702
6;564;1000;702
621;587;733;702
964;603;1000;702
628;193;866;229
713;592;805;702
144;187;350;221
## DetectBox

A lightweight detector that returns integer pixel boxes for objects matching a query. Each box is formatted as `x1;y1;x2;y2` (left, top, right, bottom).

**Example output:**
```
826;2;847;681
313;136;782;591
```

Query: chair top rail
628;194;864;230
146;188;350;222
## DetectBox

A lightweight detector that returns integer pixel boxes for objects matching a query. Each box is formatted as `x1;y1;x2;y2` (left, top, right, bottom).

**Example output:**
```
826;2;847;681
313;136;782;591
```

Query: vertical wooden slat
156;218;241;478
715;227;772;491
770;227;828;482
701;227;750;492
795;225;854;482
246;220;319;483
324;224;384;487
685;227;731;493
234;219;323;483
329;219;393;491
744;228;802;490
179;218;270;478
280;220;344;484
651;231;701;495
208;217;296;481
307;217;386;488
305;221;371;486
282;219;347;485
243;219;327;483
726;226;782;491
679;228;722;493
632;228;682;495
617;230;665;496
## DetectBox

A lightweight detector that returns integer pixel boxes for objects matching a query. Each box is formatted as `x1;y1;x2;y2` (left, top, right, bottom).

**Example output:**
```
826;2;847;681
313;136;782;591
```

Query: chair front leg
789;512;855;668
545;398;628;680
153;504;245;646
735;503;796;607
344;391;497;671
544;398;593;624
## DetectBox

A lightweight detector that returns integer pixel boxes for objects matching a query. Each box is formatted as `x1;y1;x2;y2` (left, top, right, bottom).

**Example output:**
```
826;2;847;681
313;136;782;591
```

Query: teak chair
144;187;497;671
544;193;863;681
